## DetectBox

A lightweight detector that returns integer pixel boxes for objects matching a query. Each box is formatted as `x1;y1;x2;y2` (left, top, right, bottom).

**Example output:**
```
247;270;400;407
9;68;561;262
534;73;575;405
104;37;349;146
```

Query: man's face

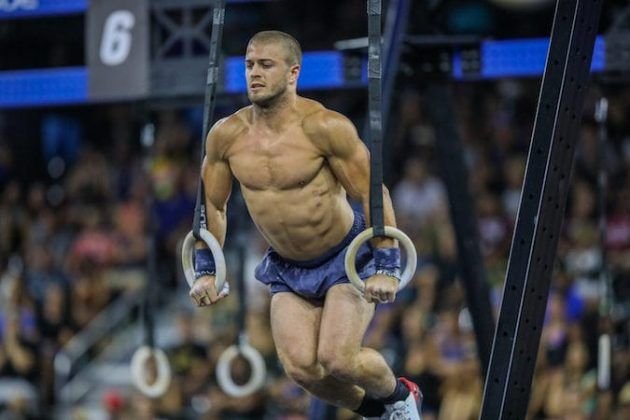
245;41;299;107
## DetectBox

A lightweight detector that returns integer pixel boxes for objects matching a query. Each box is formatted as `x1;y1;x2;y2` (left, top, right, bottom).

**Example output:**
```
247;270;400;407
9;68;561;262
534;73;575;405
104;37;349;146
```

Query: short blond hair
248;31;302;66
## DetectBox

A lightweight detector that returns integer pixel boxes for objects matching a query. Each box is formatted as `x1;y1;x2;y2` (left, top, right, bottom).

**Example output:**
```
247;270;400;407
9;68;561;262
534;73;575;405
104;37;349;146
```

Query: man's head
245;31;302;107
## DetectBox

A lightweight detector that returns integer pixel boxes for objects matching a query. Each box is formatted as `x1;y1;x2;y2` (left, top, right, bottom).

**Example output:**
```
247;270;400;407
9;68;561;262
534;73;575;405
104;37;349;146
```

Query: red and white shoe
381;377;423;420
363;378;423;420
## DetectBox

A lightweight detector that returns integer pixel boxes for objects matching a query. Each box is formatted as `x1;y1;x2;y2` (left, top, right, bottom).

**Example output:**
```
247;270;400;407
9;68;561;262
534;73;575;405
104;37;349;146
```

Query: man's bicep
202;121;233;209
326;122;371;200
201;155;232;210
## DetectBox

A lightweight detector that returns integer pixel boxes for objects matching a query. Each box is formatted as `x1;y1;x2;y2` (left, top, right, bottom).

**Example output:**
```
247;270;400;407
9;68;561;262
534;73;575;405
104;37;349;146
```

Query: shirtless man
189;31;422;419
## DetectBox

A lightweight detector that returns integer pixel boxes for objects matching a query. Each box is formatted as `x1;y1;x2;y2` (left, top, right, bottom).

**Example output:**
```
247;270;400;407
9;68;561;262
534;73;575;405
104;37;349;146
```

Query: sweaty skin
190;40;399;307
216;99;378;259
188;36;403;410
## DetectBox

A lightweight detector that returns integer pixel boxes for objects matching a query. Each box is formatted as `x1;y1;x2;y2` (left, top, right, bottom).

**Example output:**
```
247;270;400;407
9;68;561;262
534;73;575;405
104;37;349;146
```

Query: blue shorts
254;212;375;301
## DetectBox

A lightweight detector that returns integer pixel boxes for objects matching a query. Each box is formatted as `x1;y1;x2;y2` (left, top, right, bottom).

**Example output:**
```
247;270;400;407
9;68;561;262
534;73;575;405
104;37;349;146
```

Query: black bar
367;0;384;235
595;97;611;317
480;1;603;418
594;97;612;392
193;0;225;238
235;236;247;335
141;122;158;348
382;0;411;138
143;231;157;348
425;84;495;377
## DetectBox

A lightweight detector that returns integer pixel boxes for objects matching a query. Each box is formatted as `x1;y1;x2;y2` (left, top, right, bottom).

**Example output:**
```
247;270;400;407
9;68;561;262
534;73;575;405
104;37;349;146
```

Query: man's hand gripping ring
344;226;417;292
181;228;227;292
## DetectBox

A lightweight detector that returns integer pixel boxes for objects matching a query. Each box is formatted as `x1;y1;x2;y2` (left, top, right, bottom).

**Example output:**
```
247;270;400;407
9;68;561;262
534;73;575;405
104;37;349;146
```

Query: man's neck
252;94;297;131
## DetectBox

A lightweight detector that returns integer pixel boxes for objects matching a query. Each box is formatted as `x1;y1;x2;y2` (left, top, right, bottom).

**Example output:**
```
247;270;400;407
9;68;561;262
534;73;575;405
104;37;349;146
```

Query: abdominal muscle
241;169;356;261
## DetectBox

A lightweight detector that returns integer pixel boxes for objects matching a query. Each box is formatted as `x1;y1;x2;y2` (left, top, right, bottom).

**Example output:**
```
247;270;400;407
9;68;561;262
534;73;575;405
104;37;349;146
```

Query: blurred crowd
1;0;630;419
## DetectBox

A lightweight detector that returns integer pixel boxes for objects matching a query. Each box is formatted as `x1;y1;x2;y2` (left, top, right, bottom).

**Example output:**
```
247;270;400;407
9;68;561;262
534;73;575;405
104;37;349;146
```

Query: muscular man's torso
223;98;355;261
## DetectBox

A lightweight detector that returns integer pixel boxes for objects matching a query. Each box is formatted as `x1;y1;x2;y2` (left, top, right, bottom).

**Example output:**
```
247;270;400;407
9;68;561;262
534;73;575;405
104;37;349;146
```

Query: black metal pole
480;1;604;418
594;97;612;392
141;121;157;349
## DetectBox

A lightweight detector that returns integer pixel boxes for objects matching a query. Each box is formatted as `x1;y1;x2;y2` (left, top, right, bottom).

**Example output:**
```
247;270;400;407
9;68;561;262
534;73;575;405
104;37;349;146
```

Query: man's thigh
270;292;323;366
319;283;375;355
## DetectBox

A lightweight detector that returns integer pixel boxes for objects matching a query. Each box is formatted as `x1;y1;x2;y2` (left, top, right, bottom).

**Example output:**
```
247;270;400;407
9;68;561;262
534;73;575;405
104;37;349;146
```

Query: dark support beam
425;83;495;377
480;1;604;419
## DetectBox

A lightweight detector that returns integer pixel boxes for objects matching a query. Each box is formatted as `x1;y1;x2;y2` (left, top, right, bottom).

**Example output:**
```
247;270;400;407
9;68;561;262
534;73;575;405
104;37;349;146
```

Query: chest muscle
228;132;324;190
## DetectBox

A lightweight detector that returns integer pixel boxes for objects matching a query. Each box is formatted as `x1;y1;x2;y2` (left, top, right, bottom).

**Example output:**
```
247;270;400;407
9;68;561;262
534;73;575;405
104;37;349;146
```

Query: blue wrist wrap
195;248;216;279
373;248;401;271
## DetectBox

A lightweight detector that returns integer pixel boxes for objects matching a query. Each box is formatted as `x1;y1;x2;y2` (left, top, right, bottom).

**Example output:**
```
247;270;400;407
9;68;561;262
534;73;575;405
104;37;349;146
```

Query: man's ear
289;64;300;84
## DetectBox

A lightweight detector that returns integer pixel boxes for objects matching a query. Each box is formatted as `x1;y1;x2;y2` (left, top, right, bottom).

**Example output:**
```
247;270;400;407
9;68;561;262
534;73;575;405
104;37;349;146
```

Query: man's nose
250;66;261;77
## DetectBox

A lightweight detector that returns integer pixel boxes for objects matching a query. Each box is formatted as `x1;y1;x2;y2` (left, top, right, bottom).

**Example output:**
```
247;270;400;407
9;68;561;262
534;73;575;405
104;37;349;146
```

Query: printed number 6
100;10;135;66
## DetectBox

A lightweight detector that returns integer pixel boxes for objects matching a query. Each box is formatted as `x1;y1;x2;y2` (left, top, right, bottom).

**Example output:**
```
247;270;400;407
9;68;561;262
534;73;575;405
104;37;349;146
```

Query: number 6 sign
87;0;149;100
100;10;136;66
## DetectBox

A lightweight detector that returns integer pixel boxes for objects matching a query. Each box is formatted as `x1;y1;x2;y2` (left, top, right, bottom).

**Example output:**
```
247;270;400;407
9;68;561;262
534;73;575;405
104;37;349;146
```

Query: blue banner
0;37;608;108
0;67;87;108
0;0;86;20
0;0;273;20
479;36;604;79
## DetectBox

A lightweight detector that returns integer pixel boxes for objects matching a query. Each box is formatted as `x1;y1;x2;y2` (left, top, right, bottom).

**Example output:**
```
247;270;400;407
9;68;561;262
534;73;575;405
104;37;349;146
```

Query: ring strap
367;0;384;237
193;0;226;239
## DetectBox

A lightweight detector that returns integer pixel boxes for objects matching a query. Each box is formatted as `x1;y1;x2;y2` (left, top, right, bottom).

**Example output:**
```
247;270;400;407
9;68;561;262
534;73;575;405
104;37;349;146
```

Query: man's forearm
195;205;228;249
364;186;398;248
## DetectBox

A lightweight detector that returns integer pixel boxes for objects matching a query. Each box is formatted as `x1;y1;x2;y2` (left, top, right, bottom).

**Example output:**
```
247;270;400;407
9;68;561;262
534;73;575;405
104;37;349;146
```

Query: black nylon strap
236;237;247;338
143;226;157;348
367;0;384;237
140;121;157;348
193;0;226;239
595;97;611;316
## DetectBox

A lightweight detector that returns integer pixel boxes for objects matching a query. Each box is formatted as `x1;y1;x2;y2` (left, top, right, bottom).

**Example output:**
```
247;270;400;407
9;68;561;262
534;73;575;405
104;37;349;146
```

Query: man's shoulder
211;107;250;139
299;98;350;135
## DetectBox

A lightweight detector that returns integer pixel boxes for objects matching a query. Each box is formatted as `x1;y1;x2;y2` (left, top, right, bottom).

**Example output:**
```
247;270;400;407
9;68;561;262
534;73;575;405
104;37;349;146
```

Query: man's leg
317;283;397;398
318;283;423;419
269;291;365;409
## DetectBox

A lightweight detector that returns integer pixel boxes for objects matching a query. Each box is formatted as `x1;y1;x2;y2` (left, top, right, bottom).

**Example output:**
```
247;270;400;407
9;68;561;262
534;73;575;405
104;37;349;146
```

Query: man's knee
318;348;356;382
282;357;325;388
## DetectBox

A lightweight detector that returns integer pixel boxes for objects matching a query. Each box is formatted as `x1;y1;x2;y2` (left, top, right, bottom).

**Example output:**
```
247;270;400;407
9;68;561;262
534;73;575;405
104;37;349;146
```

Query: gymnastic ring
216;342;267;398
130;345;172;398
344;226;417;292
181;228;226;292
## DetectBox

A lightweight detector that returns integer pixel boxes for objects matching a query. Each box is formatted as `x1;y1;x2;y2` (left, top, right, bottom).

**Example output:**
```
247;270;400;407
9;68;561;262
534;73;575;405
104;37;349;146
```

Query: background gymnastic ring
130;345;172;398
181;229;226;292
216;343;267;398
344;226;418;292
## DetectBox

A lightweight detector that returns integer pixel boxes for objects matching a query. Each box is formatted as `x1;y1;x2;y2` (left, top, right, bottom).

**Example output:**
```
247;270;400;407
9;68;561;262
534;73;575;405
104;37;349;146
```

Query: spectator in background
107;174;150;292
390;90;436;176
23;244;67;304
475;191;511;260
0;273;40;419
392;157;447;234
0;310;39;385
432;308;481;420
0;139;13;189
606;179;630;274
564;181;600;302
37;282;74;406
167;311;210;407
41;114;81;170
0;181;25;263
65;147;113;206
150;111;196;285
